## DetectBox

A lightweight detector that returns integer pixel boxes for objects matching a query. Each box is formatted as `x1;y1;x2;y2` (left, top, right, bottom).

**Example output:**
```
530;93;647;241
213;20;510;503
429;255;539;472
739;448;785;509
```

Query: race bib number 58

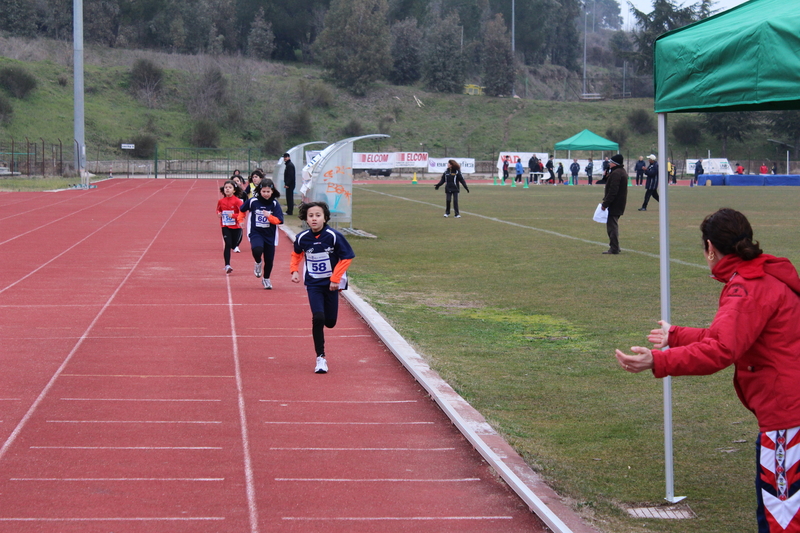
306;252;332;278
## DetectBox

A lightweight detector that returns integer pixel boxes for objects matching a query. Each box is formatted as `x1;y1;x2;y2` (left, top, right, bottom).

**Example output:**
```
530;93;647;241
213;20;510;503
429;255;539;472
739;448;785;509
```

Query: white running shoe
443;214;449;217
314;356;328;374
233;247;241;253
254;262;262;278
455;215;461;218
262;278;272;290
225;265;233;274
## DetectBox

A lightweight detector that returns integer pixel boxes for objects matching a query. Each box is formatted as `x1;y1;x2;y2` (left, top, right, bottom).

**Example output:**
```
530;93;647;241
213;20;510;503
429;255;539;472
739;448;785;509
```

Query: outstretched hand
648;320;671;349
615;346;654;373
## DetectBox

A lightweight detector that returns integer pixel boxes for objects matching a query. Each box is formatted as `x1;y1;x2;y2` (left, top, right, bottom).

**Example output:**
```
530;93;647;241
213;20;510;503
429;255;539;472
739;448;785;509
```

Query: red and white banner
352;152;428;169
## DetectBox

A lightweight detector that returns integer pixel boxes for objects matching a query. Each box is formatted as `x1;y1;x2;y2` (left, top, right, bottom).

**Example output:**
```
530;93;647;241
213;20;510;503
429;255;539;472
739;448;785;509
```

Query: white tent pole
658;113;685;504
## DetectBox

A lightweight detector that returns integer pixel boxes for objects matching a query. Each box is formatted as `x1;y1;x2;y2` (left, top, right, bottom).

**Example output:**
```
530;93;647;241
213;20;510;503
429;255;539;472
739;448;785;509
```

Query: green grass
0;176;96;191
344;183;800;533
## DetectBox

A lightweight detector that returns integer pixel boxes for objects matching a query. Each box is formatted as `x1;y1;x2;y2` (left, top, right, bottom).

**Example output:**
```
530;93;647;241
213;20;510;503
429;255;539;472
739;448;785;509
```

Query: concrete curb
280;225;601;533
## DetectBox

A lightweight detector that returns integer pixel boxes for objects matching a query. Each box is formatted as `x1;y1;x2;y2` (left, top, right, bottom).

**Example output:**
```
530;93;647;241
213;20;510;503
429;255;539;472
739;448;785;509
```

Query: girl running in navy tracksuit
290;202;355;374
216;180;244;274
240;179;284;289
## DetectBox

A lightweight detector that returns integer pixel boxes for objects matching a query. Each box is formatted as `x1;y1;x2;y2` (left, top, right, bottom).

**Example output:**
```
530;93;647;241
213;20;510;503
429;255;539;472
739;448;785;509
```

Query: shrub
341;119;363;137
299;80;333;108
130;59;163;93
131;134;157;158
263;132;286;156
0;94;12;124
190;120;220;148
280;108;312;138
627;108;654;135
605;126;628;148
0;66;37;98
57;74;68;87
672;117;703;146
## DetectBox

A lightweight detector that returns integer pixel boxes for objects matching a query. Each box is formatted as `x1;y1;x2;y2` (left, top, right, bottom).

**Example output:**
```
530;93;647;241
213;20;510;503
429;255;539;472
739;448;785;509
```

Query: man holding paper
600;154;628;255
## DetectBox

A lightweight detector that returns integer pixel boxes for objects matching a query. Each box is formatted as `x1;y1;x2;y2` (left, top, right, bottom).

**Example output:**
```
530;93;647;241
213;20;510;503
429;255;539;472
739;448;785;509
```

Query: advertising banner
394;152;428;168
496;152;550;174
427;158;476;174
687;158;732;175
352;152;429;169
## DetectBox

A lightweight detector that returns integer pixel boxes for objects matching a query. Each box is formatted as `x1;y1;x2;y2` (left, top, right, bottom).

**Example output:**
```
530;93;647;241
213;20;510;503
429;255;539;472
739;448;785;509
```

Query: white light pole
73;0;86;185
583;10;589;95
511;0;516;97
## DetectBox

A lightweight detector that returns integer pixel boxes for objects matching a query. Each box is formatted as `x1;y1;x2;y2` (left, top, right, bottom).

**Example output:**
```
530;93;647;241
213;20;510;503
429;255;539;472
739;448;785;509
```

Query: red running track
0;179;550;532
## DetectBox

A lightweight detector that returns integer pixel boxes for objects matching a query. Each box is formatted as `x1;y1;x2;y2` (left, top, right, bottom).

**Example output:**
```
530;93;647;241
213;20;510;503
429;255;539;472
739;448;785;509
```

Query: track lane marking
0;180;124;222
0;182;196;464
12;477;224;481
59;398;222;402
31;446;222;450
264;421;434;425
276;478;480;482
0;517;225;522
260;400;417;403
282;516;513;521
269;447;455;451
46;420;221;424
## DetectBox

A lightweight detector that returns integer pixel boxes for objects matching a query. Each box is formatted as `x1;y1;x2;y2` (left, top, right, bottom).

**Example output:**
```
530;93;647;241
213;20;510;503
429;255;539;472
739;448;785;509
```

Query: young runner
241;179;283;289
216;180;244;274
247;170;264;199
290;202;355;374
230;174;249;253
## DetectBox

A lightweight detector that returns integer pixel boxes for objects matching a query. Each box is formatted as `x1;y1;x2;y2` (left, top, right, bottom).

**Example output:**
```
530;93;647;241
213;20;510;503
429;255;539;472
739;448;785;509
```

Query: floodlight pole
511;0;516;97
73;0;86;185
658;112;685;504
582;12;589;95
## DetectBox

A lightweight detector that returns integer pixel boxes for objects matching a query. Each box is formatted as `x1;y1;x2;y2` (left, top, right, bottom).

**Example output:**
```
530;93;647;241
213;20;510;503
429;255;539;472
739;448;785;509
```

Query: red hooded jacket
652;254;800;432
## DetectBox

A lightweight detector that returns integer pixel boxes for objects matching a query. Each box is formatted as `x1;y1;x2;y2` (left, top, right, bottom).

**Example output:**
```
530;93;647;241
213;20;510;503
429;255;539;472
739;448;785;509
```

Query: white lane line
31;446;222;450
60;398;221;402
0;517;225;522
60;374;235;378
0;183;199;464
357;187;708;269
0;181;123;222
269;447;455;451
46;420;221;424
226;270;260;533
282;516;513;521
0;180;174;295
0;399;20;401
260;400;417;404
12;477;224;481
276;478;480;482
264;421;433;425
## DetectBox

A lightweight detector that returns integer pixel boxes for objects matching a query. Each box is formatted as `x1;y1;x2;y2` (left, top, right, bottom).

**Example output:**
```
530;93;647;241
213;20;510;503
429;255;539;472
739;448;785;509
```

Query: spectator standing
546;156;556;184
667;159;676;184
502;156;510;184
435;159;470;218
601;156;611;180
615;208;800;533
772;163;778;175
736;163;745;175
585;158;594;185
600;154;627;255
694;158;704;185
634;156;646;186
759;163;769;174
515;157;524;183
528;154;537;183
638;154;659;211
556;162;564;184
283;152;296;216
570;158;580;185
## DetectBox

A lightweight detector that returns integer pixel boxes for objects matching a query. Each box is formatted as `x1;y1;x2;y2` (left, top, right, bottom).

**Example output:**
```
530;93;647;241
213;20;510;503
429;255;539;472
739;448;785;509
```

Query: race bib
255;209;271;228
221;210;236;226
306;251;333;279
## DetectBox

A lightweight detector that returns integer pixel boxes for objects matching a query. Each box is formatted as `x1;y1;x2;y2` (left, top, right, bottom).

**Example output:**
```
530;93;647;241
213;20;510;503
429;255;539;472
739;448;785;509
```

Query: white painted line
260;400;417;404
0;180;166;294
264;421;433;425
269;447;455;451
12;478;224;481
60;374;235;378
226;275;260;533
46;420;221;424
31;446;222;450
282;516;513;521
276;478;480;482
0;517;225;522
0;183;195;465
60;398;222;402
0;399;20;401
356;187;707;269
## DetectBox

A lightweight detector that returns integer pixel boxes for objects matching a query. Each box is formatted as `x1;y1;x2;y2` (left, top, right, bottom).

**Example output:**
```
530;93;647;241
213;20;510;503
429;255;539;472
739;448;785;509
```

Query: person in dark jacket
615;208;800;532
435;159;470;218
528;155;537;183
694;158;704;185
585;158;594;185
570;158;580;185
634;156;646;185
638;155;659;211
283;153;296;216
600;154;627;254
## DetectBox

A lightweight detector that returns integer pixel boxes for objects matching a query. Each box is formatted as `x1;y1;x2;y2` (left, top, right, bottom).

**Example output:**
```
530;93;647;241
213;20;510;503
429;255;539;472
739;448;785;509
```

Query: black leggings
445;191;460;216
221;227;242;265
251;245;276;278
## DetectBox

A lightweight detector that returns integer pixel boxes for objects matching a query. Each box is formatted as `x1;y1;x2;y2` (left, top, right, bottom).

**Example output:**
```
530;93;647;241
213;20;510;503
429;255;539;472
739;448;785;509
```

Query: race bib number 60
306;251;333;278
255;209;271;228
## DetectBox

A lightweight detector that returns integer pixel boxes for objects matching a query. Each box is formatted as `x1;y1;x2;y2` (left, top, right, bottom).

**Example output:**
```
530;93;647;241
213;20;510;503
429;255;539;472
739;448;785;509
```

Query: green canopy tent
651;0;800;504
554;129;619;157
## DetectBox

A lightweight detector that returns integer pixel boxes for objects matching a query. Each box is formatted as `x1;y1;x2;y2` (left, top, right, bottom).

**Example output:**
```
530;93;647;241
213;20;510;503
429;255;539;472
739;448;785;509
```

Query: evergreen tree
767;111;800;156
626;0;697;75
389;18;423;85
314;0;391;96
247;7;276;60
481;14;514;97
422;13;465;93
702;112;755;157
0;0;38;35
545;0;581;71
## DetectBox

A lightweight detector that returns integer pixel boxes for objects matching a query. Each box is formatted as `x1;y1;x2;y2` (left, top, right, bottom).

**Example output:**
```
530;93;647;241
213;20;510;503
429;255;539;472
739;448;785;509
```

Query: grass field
343;182;800;533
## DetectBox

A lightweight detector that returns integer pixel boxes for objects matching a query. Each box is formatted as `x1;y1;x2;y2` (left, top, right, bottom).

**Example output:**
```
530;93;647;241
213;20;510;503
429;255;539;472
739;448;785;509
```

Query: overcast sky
621;0;750;29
